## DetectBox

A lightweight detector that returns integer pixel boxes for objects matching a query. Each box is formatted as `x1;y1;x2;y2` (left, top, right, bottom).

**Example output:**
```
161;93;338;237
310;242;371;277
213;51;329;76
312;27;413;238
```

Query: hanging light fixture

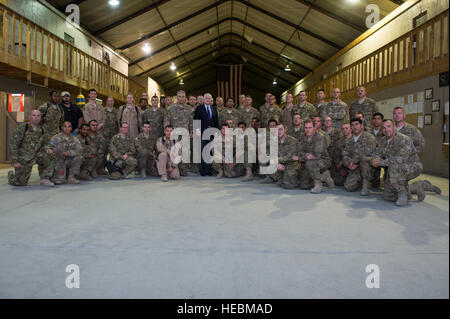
108;0;120;7
179;78;184;85
272;79;277;85
284;64;291;72
170;63;176;71
142;44;151;55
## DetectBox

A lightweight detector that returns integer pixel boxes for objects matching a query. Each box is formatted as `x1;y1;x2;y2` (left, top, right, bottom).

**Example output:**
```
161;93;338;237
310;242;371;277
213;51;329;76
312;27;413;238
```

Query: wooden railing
293;10;449;101
0;4;144;102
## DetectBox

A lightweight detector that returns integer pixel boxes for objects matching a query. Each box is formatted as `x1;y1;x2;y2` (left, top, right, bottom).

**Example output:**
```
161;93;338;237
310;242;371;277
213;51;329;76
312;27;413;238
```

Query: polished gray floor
0;168;448;298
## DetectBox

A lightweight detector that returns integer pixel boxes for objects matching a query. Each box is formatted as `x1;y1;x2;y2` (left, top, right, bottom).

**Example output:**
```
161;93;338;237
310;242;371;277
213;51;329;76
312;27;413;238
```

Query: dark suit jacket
193;104;219;133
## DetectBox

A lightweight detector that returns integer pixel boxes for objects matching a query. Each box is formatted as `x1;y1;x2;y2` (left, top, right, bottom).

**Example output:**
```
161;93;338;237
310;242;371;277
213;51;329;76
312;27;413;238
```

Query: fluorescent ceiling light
108;0;120;7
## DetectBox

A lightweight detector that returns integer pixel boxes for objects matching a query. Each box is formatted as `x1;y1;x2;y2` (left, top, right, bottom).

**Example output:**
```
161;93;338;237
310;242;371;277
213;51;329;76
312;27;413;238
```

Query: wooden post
18;16;22;58
3;9;9;62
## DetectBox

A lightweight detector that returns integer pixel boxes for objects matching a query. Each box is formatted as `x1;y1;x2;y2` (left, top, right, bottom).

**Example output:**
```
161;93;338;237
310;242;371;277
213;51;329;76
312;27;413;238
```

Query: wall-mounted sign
8;94;24;113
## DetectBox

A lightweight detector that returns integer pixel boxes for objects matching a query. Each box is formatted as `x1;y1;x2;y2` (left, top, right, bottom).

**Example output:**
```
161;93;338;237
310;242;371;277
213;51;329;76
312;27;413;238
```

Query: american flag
216;64;243;103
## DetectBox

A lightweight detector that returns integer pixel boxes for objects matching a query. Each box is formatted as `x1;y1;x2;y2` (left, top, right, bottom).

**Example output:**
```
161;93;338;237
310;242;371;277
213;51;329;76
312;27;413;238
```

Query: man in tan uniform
293;90;318;121
117;93;142;140
135;122;157;178
260;95;282;128
281;93;296;132
83;89;105;131
156;125;180;182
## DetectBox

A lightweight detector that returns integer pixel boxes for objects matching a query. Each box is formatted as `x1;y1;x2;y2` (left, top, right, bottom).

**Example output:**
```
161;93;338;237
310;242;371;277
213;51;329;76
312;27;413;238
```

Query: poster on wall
8;94;24;113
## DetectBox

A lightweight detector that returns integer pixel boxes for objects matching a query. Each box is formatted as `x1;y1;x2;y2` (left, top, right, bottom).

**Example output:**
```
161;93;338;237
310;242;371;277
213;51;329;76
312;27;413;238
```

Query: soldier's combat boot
423;179;442;194
310;180;323;194
396;189;408;206
7;171;14;185
161;174;168;182
415;180;426;201
241;167;253;181
216;168;223;178
108;172;121;180
141;169;147;178
68;174;80;184
40;178;55;187
79;170;92;181
321;170;335;189
361;179;371;196
91;170;98;178
260;176;274;184
96;168;108;176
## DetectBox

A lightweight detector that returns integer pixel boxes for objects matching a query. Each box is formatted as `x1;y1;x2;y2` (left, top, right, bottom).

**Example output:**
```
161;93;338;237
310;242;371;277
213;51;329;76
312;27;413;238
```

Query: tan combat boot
396;188;408;206
321;170;335;189
216;168;223;178
310;180;323;194
40;178;55;187
161;174;168;182
68;174;80;184
361;179;371;196
414;180;425;201
242;167;253;181
79;170;92;181
423;179;442;194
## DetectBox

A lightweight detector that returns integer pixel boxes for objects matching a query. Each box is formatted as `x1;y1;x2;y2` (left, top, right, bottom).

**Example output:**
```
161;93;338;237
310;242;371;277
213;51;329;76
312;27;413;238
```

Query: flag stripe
216;64;243;103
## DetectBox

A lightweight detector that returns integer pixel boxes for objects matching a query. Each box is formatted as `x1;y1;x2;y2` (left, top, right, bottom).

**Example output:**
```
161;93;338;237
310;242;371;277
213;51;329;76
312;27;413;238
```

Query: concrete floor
0;167;448;299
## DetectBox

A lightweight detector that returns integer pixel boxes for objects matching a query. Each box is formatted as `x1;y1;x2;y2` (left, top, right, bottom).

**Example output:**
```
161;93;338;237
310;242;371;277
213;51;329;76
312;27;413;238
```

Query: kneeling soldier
77;124;96;180
108;122;138;180
135;122;157;178
156;125;180;182
49;121;82;184
371;119;424;206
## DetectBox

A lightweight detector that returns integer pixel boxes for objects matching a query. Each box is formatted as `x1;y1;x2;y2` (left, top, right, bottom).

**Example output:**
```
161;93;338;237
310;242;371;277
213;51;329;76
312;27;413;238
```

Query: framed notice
424;114;432;125
425;88;433;100
432;100;440;112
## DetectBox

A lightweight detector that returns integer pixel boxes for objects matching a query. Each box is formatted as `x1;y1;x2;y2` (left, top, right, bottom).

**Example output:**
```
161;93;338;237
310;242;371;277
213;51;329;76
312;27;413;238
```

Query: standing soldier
350;86;377;129
314;89;327;115
87;120;106;178
260;95;282;128
77;124;96;181
236;94;246;111
8;110;51;186
342;118;377;195
259;93;272;114
370;112;385;188
322;116;342;187
38;90;64;184
235;122;256;181
213;124;239;178
219;97;241;127
118;93;142;140
287;114;303;141
101;96;119;175
371;119;424;206
135;122;157;178
83;89;105;132
142;95;165;139
156;125;180;182
334;122;353;186
163;90;192;176
281;93;296;132
297;119;333;193
215;96;225;113
320;88;349;128
240;96;260;129
49;121;82;185
108;122;138;180
293;90;317;121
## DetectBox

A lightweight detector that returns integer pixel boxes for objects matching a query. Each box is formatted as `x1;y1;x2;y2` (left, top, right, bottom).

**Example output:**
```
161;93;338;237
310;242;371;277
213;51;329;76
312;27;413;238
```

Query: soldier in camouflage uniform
259;93;272;115
350;86;378;129
320;88;349;129
334;122;352;186
287;113;303;141
219;97;241;128
240;96;260;128
293;90;318;121
322;116;342;188
49;121;82;185
156;125;180;181
135;122;157;178
342;118;377;195
370;112;385;188
260;95;282;128
313;116;331;147
142;95;165;139
77;124;97;180
87;120;107;178
215;96;225;113
281;93;296;132
236;94;246;111
260;120;279;183
393;106;441;197
163;90;192;176
108;122;138;180
8;110;52;186
38;90;64;182
235;122;256;181
314;89;327;116
297;119;333;193
371;119;424;206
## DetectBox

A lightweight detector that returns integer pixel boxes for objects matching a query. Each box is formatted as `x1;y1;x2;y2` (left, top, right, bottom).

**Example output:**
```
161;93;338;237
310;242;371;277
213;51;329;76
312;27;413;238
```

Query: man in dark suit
194;93;219;176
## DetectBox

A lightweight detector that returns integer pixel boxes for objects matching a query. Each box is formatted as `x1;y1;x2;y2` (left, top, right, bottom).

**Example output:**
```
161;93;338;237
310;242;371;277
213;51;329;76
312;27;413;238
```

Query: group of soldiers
8;86;441;206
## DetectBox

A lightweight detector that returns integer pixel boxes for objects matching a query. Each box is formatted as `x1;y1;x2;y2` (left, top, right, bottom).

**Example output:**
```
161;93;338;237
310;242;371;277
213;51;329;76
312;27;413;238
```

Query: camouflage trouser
114;156;138;176
80;156;97;174
344;158;374;192
299;160;329;189
37;150;55;180
279;162;299;189
138;152;157;176
383;163;422;201
8;161;34;186
52;155;82;184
